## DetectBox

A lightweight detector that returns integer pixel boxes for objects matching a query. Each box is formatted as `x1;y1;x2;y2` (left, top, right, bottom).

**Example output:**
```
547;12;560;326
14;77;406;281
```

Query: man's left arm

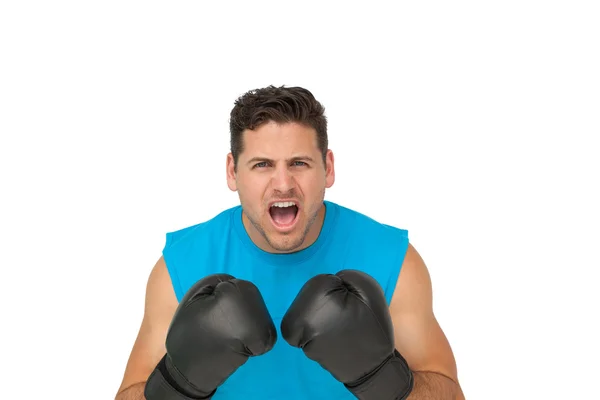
389;243;465;399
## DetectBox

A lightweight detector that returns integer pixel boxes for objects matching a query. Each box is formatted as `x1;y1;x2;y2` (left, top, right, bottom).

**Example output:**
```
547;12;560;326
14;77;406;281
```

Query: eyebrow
246;156;315;166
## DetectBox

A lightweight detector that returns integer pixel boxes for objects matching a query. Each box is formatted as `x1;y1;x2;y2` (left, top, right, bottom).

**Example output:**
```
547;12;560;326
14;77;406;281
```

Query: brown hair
229;85;328;169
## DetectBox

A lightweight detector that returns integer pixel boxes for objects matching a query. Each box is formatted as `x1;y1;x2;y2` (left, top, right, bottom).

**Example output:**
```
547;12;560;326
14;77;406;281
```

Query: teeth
272;201;296;208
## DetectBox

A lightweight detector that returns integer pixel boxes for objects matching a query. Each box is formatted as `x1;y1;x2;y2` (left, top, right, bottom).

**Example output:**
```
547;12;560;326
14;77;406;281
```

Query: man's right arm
115;256;179;400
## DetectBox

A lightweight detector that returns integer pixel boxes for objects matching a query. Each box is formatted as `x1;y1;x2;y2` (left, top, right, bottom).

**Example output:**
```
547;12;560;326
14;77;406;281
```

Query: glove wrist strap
345;350;414;400
144;355;216;400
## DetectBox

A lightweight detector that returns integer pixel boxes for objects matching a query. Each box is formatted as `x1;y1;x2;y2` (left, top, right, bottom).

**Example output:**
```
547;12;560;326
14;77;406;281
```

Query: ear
226;153;237;191
325;149;335;188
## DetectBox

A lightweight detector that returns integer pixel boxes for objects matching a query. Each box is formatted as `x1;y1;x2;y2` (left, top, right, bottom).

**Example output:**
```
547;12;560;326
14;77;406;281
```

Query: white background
1;1;598;399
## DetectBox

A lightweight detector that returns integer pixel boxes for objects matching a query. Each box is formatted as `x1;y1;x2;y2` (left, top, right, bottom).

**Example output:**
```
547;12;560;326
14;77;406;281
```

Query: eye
292;161;307;167
254;161;269;168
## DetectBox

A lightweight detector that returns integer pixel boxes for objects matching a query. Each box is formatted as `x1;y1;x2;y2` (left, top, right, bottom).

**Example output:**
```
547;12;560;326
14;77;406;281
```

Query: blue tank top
162;200;409;399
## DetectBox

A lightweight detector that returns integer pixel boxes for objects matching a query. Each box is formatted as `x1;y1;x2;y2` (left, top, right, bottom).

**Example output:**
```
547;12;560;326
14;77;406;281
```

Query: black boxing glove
144;274;277;400
281;270;413;400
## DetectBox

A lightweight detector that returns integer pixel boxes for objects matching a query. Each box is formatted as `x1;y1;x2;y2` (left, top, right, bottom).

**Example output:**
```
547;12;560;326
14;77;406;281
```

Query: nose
271;164;295;193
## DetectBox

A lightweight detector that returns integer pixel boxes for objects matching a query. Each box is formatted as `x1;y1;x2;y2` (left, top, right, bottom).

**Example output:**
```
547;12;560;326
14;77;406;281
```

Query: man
114;85;464;399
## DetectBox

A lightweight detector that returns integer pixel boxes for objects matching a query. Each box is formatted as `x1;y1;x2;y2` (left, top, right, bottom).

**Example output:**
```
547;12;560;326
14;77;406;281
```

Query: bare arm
389;244;465;399
115;382;145;400
410;372;465;400
115;256;179;400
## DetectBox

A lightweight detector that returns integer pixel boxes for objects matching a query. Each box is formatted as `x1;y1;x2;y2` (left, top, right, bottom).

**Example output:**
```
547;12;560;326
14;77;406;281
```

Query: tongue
271;206;297;225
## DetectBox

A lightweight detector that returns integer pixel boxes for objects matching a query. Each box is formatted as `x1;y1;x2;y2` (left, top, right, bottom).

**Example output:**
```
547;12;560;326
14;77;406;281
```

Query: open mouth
269;201;299;229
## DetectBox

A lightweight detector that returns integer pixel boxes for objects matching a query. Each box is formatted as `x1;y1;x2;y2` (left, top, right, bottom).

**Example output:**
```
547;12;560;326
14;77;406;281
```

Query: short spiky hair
229;85;328;168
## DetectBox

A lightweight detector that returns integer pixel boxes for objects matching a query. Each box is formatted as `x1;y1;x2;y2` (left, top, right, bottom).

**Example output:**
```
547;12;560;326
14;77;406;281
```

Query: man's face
227;121;335;253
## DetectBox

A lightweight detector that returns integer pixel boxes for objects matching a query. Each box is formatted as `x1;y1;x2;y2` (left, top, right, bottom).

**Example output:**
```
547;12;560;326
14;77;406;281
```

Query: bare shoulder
115;256;179;396
388;243;460;383
389;243;434;314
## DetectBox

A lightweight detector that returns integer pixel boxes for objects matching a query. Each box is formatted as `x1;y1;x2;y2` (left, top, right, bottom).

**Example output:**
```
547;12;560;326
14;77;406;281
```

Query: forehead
241;121;319;156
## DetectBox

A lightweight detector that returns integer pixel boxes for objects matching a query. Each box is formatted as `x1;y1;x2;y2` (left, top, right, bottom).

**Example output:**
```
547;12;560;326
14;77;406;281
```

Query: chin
264;213;307;252
265;234;306;253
